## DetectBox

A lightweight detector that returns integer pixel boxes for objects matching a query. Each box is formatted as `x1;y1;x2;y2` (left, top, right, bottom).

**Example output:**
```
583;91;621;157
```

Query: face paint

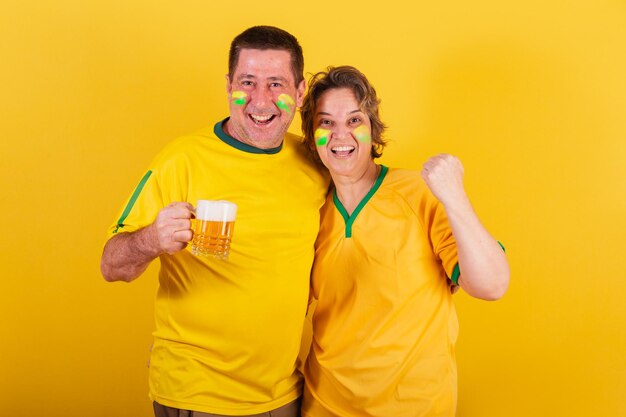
314;128;330;147
353;125;371;142
231;91;247;106
276;94;295;114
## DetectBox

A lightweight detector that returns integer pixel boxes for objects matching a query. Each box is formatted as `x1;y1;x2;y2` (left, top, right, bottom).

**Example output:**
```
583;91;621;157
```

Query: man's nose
250;86;273;108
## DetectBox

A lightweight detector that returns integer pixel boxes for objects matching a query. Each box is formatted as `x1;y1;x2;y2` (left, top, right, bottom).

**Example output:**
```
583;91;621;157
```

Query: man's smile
249;114;276;125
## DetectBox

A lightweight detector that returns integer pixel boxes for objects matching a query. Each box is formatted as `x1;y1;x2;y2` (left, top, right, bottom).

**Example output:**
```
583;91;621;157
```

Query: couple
100;26;509;417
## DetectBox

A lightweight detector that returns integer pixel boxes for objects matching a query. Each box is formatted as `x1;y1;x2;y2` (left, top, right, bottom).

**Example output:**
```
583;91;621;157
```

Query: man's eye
242;81;254;86
270;82;282;88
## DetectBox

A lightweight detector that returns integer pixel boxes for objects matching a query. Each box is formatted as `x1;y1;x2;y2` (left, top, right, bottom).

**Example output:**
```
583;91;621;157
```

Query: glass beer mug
191;200;237;260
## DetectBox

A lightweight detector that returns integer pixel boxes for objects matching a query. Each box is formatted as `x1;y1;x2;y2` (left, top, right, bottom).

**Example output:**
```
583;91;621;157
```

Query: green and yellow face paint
231;91;247;106
353;125;371;143
314;128;331;147
276;94;295;114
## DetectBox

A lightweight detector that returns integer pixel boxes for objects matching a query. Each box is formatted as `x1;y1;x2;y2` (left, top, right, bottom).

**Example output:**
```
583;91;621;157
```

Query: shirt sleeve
105;168;164;239
104;141;190;240
416;182;459;281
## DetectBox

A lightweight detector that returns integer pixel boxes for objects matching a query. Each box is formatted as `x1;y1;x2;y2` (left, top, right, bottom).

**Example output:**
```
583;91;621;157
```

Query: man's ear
225;74;232;94
296;79;306;107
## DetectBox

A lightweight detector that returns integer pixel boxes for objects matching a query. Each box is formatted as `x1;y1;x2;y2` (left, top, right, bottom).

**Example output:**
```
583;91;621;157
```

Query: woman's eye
350;117;361;124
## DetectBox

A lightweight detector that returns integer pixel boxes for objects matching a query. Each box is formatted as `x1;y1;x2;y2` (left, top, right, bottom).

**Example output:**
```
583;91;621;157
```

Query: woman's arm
422;154;509;300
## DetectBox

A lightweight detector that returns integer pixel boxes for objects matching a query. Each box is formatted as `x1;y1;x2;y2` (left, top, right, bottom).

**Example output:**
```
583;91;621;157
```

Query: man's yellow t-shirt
303;166;460;417
106;120;328;415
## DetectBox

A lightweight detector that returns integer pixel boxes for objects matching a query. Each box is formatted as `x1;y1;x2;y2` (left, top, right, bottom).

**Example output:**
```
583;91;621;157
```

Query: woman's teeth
331;145;355;153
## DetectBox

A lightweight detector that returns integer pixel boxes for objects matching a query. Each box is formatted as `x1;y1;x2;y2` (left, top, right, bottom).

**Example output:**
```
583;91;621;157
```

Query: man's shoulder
282;131;305;147
157;126;216;153
280;132;329;186
142;126;217;172
170;126;215;148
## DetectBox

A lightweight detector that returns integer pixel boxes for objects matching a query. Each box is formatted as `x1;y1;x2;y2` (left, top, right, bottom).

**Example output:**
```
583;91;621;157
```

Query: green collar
213;118;283;154
333;165;389;238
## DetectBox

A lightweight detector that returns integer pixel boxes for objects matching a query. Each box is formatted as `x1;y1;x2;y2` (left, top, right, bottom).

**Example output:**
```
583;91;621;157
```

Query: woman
300;66;509;417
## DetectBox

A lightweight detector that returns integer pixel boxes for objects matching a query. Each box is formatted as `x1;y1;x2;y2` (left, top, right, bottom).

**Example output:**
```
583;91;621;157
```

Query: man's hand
420;154;467;208
150;202;195;255
101;201;195;282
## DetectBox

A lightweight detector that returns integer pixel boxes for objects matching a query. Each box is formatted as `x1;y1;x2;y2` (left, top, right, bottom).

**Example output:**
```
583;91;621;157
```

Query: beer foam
196;200;237;221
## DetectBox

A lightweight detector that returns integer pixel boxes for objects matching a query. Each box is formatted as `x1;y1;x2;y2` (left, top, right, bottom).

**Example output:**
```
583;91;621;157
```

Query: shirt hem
150;390;301;416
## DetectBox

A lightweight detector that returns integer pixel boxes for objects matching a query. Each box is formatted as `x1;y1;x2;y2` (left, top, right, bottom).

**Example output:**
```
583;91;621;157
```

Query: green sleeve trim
333;165;388;238
113;170;153;234
449;241;505;285
213;118;283;154
451;263;461;286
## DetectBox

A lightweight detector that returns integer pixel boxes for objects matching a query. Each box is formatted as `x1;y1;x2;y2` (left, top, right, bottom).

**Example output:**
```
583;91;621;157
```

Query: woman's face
313;88;374;178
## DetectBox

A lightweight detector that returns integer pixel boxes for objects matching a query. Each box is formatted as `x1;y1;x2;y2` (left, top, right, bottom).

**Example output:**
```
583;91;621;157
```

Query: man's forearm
100;226;160;282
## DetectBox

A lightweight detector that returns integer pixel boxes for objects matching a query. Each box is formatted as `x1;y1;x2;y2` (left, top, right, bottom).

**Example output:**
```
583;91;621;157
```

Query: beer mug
191;200;237;260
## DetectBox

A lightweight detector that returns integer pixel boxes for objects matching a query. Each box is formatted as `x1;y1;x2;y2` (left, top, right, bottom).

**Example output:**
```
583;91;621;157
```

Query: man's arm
422;154;510;301
100;202;195;282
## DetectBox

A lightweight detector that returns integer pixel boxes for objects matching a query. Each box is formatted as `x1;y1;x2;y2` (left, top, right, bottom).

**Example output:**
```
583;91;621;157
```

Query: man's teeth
251;114;273;122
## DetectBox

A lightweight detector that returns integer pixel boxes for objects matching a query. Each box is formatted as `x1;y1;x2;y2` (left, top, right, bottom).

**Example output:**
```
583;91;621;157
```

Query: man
101;26;328;417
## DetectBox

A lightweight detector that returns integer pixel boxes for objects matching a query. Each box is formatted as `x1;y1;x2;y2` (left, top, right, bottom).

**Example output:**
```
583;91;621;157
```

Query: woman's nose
332;126;351;140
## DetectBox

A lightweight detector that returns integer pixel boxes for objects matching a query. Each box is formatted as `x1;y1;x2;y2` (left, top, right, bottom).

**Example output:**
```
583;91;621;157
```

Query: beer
191;200;237;260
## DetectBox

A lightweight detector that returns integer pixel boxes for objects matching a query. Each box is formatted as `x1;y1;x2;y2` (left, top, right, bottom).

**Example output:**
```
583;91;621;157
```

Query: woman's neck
332;162;381;216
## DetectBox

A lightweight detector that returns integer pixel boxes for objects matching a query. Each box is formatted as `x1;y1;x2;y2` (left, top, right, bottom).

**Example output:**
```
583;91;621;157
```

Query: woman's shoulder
380;166;436;208
382;166;426;191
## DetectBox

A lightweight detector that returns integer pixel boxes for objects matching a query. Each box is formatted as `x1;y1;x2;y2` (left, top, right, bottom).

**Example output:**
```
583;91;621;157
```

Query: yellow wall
1;1;624;416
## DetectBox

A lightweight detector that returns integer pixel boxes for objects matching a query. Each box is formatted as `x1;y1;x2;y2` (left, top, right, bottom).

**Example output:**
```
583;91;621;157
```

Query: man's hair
301;66;387;163
229;26;304;85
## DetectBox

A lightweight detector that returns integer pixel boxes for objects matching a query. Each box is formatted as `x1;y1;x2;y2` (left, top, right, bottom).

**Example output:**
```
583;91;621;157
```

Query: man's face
225;49;305;149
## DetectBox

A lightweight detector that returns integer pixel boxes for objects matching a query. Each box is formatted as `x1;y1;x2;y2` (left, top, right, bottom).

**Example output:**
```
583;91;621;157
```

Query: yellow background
1;1;625;416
